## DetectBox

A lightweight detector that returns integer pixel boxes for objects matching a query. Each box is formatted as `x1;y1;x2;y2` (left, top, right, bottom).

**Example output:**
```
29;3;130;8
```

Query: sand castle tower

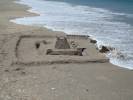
55;36;70;49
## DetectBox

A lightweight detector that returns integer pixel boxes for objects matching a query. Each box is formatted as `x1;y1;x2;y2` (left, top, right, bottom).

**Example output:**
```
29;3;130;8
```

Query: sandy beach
0;0;133;100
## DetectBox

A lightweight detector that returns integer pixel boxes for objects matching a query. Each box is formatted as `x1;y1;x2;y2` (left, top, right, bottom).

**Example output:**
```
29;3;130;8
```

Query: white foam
11;0;133;69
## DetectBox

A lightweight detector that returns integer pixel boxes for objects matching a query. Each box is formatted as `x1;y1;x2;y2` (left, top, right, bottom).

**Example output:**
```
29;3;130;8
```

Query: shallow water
11;0;133;69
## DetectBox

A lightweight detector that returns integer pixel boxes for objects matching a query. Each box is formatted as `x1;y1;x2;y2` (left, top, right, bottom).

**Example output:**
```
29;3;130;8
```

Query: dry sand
0;0;133;100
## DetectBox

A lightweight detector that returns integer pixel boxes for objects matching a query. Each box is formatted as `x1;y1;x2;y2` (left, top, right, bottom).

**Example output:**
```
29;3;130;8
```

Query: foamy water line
11;0;133;69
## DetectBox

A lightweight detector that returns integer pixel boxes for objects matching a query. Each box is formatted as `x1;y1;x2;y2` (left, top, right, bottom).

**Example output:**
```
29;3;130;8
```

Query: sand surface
0;0;133;100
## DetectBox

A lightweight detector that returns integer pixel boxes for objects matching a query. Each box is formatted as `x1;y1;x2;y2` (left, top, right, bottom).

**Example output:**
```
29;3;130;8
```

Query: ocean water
11;0;133;69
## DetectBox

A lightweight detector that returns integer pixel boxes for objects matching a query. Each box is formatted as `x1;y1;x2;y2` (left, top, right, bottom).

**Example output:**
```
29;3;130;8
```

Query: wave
11;0;133;69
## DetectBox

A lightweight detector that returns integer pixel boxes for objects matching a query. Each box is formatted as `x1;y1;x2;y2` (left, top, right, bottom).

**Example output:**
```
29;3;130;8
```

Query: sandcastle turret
55;36;70;49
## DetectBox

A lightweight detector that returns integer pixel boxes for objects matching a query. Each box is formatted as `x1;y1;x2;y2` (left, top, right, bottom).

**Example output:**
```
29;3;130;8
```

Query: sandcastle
11;34;108;66
55;36;70;49
46;36;85;56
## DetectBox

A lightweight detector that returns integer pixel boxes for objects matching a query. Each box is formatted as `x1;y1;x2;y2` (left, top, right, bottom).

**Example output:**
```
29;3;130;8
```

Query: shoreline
0;0;133;99
10;0;131;70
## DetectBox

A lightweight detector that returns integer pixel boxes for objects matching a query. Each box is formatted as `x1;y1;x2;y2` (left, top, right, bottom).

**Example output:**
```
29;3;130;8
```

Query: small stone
90;39;97;43
4;69;9;72
35;42;40;49
14;68;21;71
86;89;89;92
51;88;56;90
21;71;26;75
99;46;110;53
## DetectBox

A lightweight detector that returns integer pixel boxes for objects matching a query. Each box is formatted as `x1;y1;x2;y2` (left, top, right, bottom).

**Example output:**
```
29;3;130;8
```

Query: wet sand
0;0;133;100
